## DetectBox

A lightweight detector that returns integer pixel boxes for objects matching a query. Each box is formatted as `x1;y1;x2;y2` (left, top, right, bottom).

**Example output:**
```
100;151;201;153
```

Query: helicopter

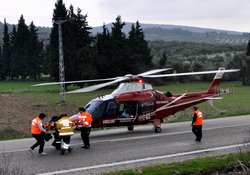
34;67;239;133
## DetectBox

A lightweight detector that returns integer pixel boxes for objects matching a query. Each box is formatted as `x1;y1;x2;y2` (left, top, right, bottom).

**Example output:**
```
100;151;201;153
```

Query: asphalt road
1;115;250;175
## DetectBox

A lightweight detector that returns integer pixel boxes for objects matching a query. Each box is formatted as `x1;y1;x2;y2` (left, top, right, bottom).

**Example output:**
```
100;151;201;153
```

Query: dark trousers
52;131;61;150
192;125;202;141
62;136;71;146
60;136;71;155
81;127;91;147
31;134;45;154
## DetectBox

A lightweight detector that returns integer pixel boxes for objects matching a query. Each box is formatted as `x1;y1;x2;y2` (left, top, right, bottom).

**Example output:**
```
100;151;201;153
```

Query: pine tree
10;15;30;79
95;24;113;78
9;25;17;79
1;19;10;79
244;39;250;85
109;15;127;76
28;22;44;79
63;6;96;81
128;21;152;73
48;0;96;83
247;39;250;56
48;0;68;80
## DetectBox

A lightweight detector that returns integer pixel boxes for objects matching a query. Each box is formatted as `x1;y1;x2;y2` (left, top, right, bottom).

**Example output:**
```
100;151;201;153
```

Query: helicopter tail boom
207;67;239;94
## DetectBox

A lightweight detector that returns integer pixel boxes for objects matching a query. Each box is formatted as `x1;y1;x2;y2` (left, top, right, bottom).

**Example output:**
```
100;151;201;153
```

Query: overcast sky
0;0;250;32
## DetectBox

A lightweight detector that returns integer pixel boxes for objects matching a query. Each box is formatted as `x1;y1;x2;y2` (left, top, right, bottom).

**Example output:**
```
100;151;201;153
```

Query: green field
0;80;249;118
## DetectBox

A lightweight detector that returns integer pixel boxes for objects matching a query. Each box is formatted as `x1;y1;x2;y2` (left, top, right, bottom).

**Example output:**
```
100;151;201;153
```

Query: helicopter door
118;103;136;123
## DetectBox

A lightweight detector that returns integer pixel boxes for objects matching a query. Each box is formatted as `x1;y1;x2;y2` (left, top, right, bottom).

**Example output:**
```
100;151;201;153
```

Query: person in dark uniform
50;115;62;150
191;106;203;142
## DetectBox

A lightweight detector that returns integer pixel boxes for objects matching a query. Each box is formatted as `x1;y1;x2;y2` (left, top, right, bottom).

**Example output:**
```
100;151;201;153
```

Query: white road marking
0;123;250;154
38;142;250;175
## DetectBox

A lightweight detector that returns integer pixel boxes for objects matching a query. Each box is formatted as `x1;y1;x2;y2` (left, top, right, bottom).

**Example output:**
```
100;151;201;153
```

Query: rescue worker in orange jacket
191;106;203;142
55;114;74;155
29;113;47;155
78;107;93;149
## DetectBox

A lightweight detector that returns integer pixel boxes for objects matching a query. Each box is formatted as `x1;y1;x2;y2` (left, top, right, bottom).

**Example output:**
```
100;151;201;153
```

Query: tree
158;52;168;68
64;6;96;81
48;0;68;80
128;21;152;73
9;25;17;79
109;15;127;76
247;39;250;56
95;24;113;78
48;0;96;82
242;40;250;85
243;56;250;85
28;22;44;79
227;54;245;82
10;15;30;79
1;19;10;80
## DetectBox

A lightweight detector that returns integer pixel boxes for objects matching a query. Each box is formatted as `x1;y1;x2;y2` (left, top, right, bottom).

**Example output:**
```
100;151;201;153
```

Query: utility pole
54;20;67;104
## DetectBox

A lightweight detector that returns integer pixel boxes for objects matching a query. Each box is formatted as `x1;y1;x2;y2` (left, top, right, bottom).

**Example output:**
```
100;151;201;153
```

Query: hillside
93;22;250;44
0;22;249;45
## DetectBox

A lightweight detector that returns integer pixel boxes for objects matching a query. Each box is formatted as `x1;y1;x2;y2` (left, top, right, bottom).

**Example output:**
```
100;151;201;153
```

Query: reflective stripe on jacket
31;116;42;134
193;110;203;126
56;116;74;136
79;112;93;127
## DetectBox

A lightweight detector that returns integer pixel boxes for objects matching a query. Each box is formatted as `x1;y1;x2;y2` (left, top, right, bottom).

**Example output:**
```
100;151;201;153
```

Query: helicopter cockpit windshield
85;101;105;119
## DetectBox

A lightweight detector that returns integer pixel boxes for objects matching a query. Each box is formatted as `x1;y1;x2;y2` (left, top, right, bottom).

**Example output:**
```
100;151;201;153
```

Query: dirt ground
0;93;77;138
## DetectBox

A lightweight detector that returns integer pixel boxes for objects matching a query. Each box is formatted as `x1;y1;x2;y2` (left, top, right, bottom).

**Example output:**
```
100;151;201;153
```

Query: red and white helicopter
35;67;239;133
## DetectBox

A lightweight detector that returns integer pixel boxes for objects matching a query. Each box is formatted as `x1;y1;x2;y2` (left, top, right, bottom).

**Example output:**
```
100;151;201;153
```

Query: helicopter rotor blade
64;77;128;94
144;69;240;78
32;77;118;86
138;68;172;76
32;68;172;87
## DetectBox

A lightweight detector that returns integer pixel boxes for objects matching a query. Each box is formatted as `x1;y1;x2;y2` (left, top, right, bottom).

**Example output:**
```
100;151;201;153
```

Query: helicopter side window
104;101;117;117
119;103;125;117
139;101;155;114
121;103;136;118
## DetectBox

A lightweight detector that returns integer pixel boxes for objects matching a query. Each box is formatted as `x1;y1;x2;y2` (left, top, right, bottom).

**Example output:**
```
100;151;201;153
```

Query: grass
0;81;59;92
105;152;250;175
156;81;250;120
0;80;249;117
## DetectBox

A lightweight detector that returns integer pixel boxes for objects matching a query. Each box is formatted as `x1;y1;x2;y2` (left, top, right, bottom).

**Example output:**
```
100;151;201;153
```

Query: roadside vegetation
0;152;24;175
104;151;250;175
